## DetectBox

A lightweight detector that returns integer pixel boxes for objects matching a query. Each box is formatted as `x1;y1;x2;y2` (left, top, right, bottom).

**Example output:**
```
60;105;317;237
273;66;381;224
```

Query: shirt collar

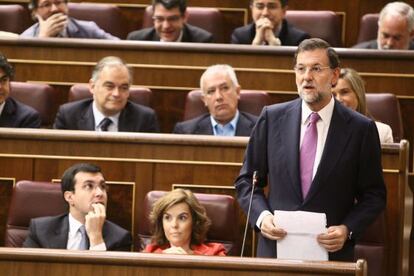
210;109;239;129
0;100;5;116
301;96;335;126
68;213;83;237
92;101;120;130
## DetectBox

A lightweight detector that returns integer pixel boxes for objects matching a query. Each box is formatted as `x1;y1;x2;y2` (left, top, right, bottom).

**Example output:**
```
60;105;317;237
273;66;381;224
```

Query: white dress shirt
67;213;106;251
92;101;120;132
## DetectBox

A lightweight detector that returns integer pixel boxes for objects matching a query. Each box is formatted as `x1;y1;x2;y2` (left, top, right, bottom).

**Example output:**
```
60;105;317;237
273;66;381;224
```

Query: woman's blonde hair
338;68;368;115
149;189;211;246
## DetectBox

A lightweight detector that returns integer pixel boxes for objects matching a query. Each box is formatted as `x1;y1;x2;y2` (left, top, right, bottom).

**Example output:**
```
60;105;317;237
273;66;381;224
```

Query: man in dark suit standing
173;64;257;136
54;56;159;132
0;53;41;128
127;0;213;43
23;163;132;251
235;38;386;261
231;0;309;46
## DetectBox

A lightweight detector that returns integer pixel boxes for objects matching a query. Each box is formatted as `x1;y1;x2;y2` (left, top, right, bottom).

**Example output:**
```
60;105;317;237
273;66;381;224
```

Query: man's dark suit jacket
173;112;258;136
352;39;414;50
235;98;386;261
23;214;132;251
53;99;159;132
231;19;310;45
127;23;213;42
0;97;41;128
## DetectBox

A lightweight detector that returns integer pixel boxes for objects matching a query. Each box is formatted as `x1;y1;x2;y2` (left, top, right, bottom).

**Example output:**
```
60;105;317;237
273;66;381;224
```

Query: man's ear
64;191;74;206
88;79;95;96
201;92;208;107
182;11;189;23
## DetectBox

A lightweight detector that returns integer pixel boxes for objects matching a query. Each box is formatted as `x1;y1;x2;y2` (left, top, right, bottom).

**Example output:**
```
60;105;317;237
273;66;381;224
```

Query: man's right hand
260;214;287;240
36;13;67;38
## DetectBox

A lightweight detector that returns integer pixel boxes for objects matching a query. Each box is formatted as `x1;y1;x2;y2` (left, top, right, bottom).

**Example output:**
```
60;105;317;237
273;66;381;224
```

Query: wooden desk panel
0;129;410;275
0;248;367;276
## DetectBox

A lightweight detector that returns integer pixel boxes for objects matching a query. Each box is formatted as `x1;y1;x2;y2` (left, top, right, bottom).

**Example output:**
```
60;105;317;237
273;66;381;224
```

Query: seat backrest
5;181;66;247
183;89;269;121
355;212;387;276
138;190;239;255
142;6;224;42
366;93;403;142
285;10;342;47
67;3;126;39
356;13;379;44
0;4;32;34
10;81;56;127
68;84;153;107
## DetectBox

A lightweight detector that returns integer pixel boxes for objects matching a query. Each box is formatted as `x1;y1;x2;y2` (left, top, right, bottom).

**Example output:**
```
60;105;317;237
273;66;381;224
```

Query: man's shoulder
280;20;310;45
125;101;156;115
127;27;156;41
231;23;255;44
352;40;378;49
31;214;67;227
59;98;93;112
103;219;130;235
6;97;39;116
183;24;213;42
173;113;210;133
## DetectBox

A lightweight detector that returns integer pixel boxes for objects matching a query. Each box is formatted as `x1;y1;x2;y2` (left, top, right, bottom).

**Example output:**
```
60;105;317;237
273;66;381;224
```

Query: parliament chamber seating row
0;2;381;46
9;80;404;143
0;179;388;276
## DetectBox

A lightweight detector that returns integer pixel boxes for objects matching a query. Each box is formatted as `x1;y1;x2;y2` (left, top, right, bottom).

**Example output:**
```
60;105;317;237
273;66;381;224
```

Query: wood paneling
0;248;367;276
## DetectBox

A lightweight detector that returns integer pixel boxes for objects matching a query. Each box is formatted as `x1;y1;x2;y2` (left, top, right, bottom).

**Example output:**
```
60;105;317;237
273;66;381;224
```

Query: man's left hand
317;224;348;252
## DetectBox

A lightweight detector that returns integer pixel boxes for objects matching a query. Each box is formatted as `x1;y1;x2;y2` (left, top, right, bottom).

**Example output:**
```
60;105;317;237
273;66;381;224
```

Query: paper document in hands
274;210;328;261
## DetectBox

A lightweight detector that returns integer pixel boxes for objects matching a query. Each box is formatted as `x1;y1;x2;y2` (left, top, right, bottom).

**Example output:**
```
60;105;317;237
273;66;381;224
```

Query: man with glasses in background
127;0;213;42
231;0;309;45
235;38;386;261
21;0;119;39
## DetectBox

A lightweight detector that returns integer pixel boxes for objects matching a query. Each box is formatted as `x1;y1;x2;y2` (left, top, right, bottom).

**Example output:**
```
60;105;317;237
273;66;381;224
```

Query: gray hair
379;1;414;32
91;56;132;83
200;64;239;93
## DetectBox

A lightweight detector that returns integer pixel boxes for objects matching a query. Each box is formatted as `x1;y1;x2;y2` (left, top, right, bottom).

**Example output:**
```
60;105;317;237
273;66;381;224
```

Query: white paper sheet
274;210;328;261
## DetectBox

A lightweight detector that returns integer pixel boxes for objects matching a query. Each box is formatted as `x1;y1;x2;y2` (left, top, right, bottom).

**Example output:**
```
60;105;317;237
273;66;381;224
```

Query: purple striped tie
300;112;320;199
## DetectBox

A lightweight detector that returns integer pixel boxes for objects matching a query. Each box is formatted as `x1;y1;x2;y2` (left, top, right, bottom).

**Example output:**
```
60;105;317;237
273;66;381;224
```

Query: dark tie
78;225;89;250
300;112;320;199
100;117;112;131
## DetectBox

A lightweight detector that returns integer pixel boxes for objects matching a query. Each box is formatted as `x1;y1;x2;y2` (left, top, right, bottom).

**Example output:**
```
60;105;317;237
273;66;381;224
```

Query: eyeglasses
38;0;66;9
294;65;331;75
253;2;279;10
152;15;182;24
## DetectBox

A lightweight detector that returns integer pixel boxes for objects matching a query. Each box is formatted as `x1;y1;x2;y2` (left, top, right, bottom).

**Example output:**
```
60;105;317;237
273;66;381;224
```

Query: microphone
241;170;258;257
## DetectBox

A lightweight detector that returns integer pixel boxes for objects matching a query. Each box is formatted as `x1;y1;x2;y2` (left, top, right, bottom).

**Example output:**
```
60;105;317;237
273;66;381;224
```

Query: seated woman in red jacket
143;189;226;256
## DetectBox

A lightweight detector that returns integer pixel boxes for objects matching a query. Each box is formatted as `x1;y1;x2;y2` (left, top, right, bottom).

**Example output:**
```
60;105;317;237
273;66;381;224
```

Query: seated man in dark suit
21;0;119;39
231;0;309;46
0;53;41;128
23;163;132;251
127;0;213;43
173;64;257;136
353;1;414;50
54;56;159;132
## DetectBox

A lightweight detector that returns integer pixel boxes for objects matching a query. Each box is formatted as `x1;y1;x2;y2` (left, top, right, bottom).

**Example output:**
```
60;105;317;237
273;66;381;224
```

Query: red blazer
144;242;226;256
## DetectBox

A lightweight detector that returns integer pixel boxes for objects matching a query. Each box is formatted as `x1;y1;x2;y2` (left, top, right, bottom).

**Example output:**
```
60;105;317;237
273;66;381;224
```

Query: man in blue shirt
173;64;257;136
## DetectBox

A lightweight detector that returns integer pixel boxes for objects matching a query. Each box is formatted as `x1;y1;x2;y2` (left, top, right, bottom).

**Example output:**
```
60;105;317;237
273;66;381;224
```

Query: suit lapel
235;112;255;136
194;116;214;135
278;100;302;200
305;101;352;203
49;215;69;249
78;103;95;130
